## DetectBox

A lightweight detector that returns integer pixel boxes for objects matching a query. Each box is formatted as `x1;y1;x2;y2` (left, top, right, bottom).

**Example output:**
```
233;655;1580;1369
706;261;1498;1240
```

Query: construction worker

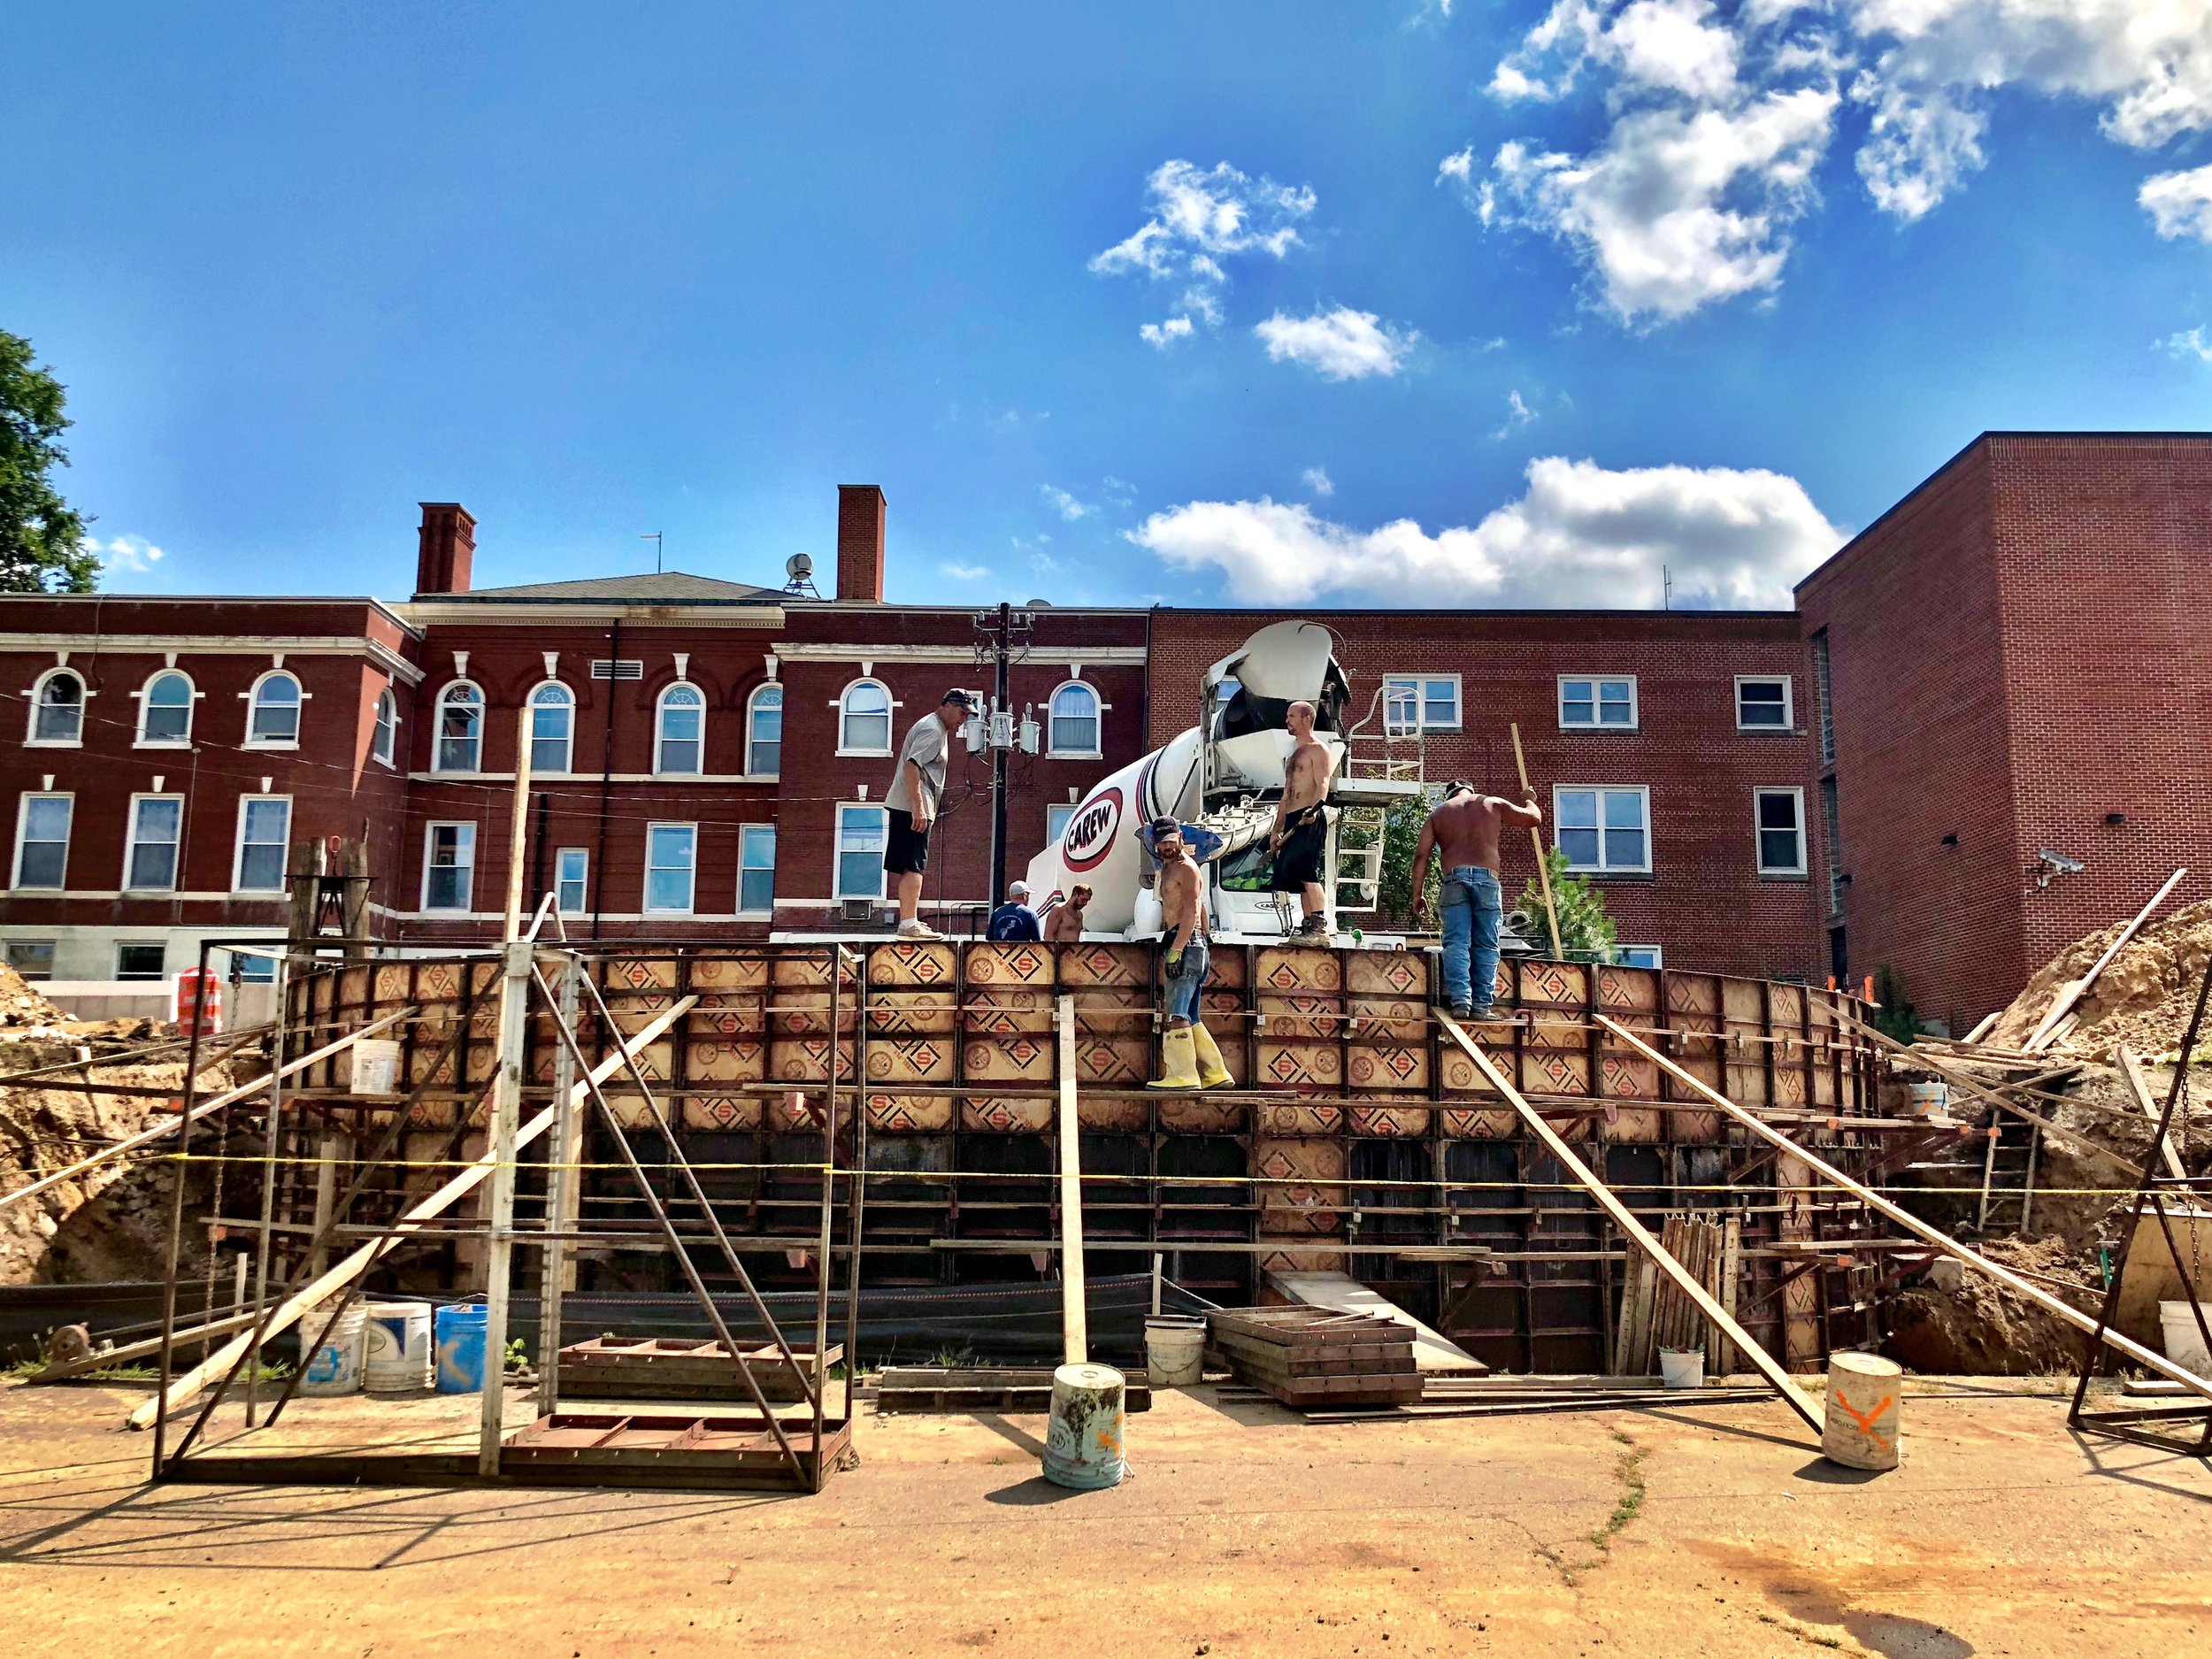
1147;818;1233;1091
882;688;976;939
1270;698;1334;941
1411;780;1543;1019
986;879;1041;941
1044;882;1092;941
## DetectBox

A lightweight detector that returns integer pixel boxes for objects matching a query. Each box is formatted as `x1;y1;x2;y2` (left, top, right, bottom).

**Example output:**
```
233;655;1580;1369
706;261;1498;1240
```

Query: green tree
0;331;96;593
1367;794;1439;929
1870;964;1920;1043
1511;847;1620;962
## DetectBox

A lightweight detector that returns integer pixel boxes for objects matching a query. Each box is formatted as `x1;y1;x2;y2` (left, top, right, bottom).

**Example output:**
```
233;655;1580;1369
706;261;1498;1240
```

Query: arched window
28;669;84;744
372;688;398;766
248;671;302;746
1048;681;1101;757
528;682;574;774
434;681;483;772
139;670;194;744
656;683;703;774
839;679;892;754
746;684;782;777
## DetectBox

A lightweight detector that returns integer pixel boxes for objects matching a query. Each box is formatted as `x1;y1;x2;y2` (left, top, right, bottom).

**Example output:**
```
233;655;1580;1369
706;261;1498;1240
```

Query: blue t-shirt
986;902;1041;942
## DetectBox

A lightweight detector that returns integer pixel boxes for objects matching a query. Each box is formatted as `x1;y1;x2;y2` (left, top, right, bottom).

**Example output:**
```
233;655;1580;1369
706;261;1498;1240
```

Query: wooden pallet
869;1366;1153;1414
1208;1308;1423;1408
557;1336;837;1402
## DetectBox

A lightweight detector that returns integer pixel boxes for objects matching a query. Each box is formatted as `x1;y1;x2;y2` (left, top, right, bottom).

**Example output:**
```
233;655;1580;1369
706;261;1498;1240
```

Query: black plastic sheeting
1;1275;1215;1369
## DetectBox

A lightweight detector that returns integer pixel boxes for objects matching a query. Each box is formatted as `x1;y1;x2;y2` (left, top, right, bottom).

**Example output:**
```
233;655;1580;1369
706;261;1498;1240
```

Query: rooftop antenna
782;552;821;598
641;532;663;573
1661;564;1672;611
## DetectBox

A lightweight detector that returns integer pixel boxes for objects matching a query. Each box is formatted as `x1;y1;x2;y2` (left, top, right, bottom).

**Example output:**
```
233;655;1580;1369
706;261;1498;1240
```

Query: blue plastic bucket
434;1302;488;1394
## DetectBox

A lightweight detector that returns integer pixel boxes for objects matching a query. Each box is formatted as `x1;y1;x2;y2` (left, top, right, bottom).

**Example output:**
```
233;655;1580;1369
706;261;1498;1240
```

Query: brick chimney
836;485;886;603
416;503;476;595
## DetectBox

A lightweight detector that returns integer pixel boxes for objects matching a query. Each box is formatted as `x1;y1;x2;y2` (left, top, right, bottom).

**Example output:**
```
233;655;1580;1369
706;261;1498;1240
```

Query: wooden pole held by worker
1510;722;1561;958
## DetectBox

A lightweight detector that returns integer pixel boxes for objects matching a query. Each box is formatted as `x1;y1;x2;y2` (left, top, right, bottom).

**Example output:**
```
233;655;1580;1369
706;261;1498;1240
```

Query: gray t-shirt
885;712;950;815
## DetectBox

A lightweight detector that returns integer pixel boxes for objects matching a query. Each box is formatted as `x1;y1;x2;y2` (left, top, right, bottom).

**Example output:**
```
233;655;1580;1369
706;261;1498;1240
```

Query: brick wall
1149;608;1825;981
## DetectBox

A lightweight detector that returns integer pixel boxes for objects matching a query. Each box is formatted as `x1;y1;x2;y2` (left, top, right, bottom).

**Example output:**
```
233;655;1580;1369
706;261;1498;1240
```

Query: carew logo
1062;787;1123;872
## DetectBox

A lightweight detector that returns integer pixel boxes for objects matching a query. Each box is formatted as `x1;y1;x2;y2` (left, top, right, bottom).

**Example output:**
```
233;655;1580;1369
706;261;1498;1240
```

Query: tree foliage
1870;964;1920;1043
0;330;96;594
1368;794;1439;929
1512;847;1621;962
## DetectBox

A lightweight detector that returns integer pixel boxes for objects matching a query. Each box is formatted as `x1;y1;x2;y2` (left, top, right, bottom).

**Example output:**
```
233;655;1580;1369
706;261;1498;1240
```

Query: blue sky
3;3;2208;610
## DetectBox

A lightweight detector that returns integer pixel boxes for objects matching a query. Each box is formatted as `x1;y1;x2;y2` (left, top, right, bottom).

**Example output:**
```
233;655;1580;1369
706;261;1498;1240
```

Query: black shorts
1271;806;1326;891
883;807;931;875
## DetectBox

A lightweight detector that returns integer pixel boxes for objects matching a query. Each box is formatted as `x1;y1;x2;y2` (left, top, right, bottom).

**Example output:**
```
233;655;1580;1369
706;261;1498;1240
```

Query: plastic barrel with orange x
1824;1351;1903;1470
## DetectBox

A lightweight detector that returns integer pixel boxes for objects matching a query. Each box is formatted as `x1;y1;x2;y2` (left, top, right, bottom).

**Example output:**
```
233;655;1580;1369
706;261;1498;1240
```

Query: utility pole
973;602;1038;905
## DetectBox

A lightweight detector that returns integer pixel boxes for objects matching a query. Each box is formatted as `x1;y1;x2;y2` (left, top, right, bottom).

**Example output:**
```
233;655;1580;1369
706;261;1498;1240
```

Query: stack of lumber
869;1366;1152;1414
1207;1307;1423;1408
557;1335;836;1402
1613;1214;1738;1377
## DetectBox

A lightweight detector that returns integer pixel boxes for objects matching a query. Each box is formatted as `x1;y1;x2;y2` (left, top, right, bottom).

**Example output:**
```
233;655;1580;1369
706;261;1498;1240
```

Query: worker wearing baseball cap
1146;817;1233;1091
882;688;976;939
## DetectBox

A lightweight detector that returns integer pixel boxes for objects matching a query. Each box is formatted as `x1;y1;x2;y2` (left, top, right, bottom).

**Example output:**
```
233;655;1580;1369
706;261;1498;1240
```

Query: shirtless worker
1044;882;1092;942
1411;780;1544;1019
1268;699;1336;941
1146;818;1233;1090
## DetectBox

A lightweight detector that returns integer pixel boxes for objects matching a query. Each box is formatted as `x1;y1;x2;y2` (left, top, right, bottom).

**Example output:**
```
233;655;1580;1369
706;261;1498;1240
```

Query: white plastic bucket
1658;1347;1705;1390
1823;1351;1903;1471
363;1301;434;1392
1145;1317;1205;1386
2160;1300;2212;1375
1042;1363;1127;1490
349;1039;402;1095
1909;1081;1949;1119
296;1305;367;1396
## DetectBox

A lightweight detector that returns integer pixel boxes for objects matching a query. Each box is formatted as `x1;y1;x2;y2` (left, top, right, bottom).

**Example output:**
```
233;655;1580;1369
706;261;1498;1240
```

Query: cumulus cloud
1040;485;1093;520
1302;465;1335;497
1454;0;2212;319
2142;162;2212;241
1254;305;1419;379
96;535;166;576
939;560;989;581
1128;456;1844;609
2161;325;2212;362
1092;159;1317;343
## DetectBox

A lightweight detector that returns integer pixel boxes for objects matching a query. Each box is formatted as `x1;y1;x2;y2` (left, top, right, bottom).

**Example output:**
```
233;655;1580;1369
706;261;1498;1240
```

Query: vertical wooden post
535;958;580;1416
1714;1214;1742;1378
308;1128;342;1278
1509;723;1560;958
478;708;534;1475
1056;995;1087;1364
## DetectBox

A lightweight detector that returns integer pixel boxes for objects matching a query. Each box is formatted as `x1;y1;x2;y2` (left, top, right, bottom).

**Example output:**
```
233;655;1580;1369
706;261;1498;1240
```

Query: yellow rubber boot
1191;1023;1234;1089
1147;1026;1201;1091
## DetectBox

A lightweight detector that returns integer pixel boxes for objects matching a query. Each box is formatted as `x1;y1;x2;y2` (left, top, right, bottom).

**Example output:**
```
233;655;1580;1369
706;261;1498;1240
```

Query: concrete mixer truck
1023;619;1427;941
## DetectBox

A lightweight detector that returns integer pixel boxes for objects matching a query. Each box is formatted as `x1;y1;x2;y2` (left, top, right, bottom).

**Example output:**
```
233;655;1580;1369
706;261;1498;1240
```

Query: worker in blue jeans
1412;781;1544;1018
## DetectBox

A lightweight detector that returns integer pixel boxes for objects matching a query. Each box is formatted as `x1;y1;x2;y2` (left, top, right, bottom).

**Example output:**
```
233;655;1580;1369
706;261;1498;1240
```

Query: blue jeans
1164;937;1209;1024
1440;866;1502;1014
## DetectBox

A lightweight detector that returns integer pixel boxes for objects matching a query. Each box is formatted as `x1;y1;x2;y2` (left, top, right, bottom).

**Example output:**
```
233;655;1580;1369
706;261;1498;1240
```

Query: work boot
1294;914;1330;945
1147;1026;1201;1091
895;918;941;939
1190;1024;1234;1089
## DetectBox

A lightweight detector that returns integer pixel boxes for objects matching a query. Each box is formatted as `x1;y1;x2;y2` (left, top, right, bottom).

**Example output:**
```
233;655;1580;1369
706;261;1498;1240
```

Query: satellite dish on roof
787;553;813;581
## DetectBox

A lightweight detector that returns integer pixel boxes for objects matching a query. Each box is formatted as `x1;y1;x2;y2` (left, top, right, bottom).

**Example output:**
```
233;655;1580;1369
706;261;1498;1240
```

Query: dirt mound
1985;896;2212;1056
0;963;69;1033
1884;1236;2100;1376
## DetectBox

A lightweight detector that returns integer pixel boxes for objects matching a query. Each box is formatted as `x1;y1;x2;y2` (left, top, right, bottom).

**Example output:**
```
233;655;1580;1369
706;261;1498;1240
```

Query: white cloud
1477;88;1839;322
97;535;166;576
2142;162;2212;241
1102;476;1138;506
1040;485;1093;520
1494;389;1540;438
2161;325;2212;362
1092;158;1317;342
1302;465;1335;497
939;560;989;581
1253;305;1419;379
1128;456;1844;609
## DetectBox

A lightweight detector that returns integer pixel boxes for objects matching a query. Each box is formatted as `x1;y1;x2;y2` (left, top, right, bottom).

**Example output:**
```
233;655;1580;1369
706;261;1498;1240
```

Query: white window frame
421;821;477;912
643;821;699;914
655;682;706;776
232;795;292;893
1045;803;1076;847
1552;784;1653;876
27;666;86;747
1045;680;1102;758
528;681;575;775
745;683;783;778
1381;674;1463;734
373;687;399;768
834;802;889;901
837;678;895;757
1734;674;1793;732
1557;674;1639;732
1615;944;1664;969
555;847;589;916
135;668;197;747
245;669;304;749
123;793;185;893
1754;786;1809;877
737;823;776;916
114;941;168;981
434;681;484;773
12;792;73;891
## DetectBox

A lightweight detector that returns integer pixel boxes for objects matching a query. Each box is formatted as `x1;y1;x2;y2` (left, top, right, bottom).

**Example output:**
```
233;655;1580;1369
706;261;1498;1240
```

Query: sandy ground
2;1376;2208;1659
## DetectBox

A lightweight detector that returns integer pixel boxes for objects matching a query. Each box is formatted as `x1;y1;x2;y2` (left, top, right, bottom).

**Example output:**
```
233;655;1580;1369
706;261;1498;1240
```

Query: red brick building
1149;608;1826;981
1798;432;2212;1033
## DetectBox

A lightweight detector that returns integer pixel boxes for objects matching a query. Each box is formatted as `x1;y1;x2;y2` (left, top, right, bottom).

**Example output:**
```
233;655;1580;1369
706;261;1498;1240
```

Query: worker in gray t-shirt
883;688;975;938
